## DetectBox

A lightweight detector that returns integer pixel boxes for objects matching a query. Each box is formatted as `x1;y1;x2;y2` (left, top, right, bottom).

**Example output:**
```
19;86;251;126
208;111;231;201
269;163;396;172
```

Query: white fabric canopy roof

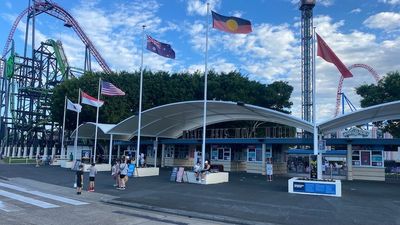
108;100;314;139
70;122;130;140
318;100;400;134
71;100;400;140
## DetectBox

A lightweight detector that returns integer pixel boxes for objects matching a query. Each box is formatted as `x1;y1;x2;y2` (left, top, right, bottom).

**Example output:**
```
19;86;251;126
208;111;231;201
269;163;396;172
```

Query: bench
183;171;229;185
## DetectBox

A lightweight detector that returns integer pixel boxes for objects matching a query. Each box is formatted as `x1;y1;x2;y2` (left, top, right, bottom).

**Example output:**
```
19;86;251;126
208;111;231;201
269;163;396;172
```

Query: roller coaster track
334;63;381;117
0;0;112;76
46;39;70;79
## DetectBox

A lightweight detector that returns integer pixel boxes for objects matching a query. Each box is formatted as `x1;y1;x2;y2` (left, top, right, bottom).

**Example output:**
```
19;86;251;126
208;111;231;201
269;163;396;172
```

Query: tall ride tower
299;0;315;123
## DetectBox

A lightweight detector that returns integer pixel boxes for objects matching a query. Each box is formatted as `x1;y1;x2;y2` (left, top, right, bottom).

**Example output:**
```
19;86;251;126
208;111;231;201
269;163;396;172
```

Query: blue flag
146;35;175;59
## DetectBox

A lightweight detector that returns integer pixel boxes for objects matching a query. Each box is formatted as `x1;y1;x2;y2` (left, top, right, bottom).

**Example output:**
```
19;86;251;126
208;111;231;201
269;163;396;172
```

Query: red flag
316;33;353;78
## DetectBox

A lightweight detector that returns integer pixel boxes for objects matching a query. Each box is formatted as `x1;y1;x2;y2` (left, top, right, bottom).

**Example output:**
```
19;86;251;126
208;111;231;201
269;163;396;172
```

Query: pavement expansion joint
101;199;278;225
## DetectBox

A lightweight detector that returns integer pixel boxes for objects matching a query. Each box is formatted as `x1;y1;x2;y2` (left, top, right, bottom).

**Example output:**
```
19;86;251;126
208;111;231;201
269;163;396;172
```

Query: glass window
265;147;272;158
223;148;231;160
371;151;383;167
211;146;231;161
247;146;270;162
361;151;371;166
248;148;256;162
165;145;174;158
352;150;360;166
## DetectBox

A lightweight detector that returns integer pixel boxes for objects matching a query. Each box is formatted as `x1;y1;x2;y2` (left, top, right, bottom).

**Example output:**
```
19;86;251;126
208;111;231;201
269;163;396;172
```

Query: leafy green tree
50;70;293;132
356;71;400;137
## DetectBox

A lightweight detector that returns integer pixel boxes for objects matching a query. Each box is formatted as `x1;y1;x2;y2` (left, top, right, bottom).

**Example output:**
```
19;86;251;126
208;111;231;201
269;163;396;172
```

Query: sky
1;0;399;123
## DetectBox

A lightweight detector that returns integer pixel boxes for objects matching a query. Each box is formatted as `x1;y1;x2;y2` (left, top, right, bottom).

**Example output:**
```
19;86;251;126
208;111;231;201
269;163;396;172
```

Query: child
88;163;97;192
76;164;84;195
111;160;120;187
194;162;201;181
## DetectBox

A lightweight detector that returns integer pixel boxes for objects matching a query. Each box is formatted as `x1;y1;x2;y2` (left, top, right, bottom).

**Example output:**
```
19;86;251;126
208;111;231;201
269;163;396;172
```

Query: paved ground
0;177;230;225
0;163;399;225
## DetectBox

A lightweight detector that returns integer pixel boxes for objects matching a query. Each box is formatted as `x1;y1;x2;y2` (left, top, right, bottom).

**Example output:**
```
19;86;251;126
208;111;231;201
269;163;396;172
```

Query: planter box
288;177;342;197
79;163;111;172
60;160;74;169
183;171;229;185
134;167;160;177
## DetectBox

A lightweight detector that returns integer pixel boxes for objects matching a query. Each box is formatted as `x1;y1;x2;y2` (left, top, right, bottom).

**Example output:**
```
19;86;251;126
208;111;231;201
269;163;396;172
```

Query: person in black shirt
76;164;84;195
201;160;211;181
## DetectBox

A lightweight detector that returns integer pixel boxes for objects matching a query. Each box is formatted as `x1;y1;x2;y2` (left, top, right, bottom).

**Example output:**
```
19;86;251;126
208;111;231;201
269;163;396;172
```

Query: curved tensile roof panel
108;100;314;139
70;122;130;140
318;100;400;134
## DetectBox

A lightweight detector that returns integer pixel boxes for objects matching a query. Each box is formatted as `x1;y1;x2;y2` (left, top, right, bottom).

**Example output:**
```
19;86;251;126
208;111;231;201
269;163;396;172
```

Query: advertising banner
310;155;318;179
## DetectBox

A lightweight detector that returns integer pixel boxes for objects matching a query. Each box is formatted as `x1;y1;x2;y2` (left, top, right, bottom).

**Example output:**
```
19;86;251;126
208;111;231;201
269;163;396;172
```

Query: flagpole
136;25;146;168
74;89;81;162
201;2;210;169
93;78;101;163
61;96;67;160
313;27;322;180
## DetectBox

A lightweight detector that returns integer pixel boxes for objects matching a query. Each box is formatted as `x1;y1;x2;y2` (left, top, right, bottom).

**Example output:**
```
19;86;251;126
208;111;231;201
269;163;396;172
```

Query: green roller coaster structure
1;39;78;149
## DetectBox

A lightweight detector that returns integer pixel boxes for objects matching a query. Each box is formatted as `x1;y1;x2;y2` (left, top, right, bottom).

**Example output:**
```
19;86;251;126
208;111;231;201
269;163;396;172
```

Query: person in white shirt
88;163;97;192
140;153;145;168
118;158;129;190
111;160;120;187
193;162;201;181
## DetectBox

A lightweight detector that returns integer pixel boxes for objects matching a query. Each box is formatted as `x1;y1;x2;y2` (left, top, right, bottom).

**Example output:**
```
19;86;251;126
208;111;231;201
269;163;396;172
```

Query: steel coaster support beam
334;64;381;117
300;1;315;123
1;0;111;76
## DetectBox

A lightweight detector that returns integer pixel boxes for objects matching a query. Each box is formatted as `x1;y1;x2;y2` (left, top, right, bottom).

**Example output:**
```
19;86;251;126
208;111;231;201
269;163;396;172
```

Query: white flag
67;99;82;112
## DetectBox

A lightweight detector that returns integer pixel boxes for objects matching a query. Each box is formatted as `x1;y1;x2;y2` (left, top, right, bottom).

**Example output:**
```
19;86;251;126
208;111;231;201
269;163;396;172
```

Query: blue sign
293;182;305;192
127;164;135;177
293;181;336;195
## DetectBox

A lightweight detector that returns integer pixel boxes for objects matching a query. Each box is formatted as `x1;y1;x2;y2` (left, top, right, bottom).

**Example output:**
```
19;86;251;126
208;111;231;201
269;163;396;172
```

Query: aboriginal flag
212;11;252;34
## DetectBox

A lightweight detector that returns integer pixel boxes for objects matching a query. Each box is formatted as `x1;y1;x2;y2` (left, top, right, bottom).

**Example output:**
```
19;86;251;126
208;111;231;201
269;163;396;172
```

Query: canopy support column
108;134;113;165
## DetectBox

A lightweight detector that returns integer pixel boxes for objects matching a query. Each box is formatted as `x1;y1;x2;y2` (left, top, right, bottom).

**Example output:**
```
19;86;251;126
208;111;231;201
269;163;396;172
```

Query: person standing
201;160;211;181
118;158;128;190
76;164;84;195
88;163;97;192
111;160;120;187
35;153;41;167
140;153;145;168
266;158;273;182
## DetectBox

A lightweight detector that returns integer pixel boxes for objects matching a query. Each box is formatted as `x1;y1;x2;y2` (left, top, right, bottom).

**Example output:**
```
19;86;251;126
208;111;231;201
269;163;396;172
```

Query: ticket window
352;150;383;167
247;146;272;162
211;146;231;161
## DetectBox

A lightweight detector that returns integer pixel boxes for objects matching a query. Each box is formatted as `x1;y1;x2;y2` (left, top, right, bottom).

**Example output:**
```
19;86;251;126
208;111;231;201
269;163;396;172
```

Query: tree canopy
50;71;293;131
356;71;400;137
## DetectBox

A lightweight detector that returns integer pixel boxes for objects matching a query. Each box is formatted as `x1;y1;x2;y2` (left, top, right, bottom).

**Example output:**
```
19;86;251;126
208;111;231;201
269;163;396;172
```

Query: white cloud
363;12;400;31
1;13;48;53
319;0;335;6
5;1;12;9
350;8;362;14
310;15;400;121
379;0;400;5
186;0;221;16
58;0;181;72
187;58;237;74
291;0;333;7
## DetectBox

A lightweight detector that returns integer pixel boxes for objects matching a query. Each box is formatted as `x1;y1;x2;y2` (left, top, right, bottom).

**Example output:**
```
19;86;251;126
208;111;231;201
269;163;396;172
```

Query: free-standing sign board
127;164;135;177
176;167;185;182
309;155;317;179
288;177;342;197
170;167;178;181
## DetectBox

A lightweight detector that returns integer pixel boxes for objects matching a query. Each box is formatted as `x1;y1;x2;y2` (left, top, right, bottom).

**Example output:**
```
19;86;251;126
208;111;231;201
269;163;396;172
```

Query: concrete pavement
0;164;399;225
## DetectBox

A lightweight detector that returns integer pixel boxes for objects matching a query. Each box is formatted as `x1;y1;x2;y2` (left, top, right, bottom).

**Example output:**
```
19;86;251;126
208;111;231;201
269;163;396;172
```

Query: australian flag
146;35;175;59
